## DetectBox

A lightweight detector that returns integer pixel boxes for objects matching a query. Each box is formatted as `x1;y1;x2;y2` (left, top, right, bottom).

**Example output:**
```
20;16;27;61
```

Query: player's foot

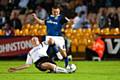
47;70;54;73
66;68;74;73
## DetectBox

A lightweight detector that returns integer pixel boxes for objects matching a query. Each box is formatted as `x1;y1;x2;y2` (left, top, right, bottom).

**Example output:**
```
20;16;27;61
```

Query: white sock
54;66;68;73
56;52;63;60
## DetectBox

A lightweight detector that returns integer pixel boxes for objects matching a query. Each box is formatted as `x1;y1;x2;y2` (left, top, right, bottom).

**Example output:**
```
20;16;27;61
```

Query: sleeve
60;16;68;25
45;16;49;25
41;41;49;47
25;53;33;64
42;41;48;45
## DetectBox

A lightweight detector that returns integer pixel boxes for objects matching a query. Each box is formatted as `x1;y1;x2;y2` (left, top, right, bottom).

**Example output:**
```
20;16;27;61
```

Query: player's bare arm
8;64;31;72
32;13;45;24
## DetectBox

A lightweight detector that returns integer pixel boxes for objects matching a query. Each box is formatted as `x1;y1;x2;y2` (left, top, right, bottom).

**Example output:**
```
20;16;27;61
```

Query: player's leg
46;36;63;60
35;56;68;73
55;37;69;67
46;36;69;67
50;41;63;60
41;62;68;73
65;37;72;61
59;48;69;67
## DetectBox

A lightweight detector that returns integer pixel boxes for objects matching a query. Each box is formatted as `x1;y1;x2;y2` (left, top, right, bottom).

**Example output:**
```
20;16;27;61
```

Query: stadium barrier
0;36;42;57
102;35;120;60
0;35;120;60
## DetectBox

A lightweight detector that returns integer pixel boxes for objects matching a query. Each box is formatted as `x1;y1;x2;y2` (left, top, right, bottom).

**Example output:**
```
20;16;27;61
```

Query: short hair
52;5;60;9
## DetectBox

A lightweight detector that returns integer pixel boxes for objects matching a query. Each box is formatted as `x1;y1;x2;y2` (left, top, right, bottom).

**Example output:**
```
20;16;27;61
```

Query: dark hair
52;5;60;9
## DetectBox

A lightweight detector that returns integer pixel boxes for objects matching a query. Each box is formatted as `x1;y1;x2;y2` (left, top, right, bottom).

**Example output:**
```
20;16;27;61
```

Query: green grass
0;60;120;80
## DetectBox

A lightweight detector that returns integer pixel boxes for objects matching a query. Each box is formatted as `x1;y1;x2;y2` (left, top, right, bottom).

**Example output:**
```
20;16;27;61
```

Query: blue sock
51;44;69;67
64;57;69;67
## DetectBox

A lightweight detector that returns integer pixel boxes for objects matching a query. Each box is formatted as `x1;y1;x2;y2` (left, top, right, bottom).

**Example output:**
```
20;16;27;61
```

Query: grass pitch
0;60;120;80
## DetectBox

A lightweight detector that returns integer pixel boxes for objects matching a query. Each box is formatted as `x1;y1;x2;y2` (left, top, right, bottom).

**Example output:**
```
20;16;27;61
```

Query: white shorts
46;36;66;50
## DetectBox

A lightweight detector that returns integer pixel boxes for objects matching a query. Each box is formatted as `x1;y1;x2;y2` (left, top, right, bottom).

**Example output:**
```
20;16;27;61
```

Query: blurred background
0;0;120;60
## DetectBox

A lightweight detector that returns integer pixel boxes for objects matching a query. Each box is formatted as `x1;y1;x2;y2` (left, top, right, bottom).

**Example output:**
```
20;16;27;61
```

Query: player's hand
32;13;37;18
8;68;17;72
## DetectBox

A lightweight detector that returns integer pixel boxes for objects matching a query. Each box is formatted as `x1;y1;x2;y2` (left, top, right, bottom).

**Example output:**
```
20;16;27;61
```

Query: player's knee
48;38;55;45
60;50;67;57
41;63;48;69
56;52;63;60
58;55;63;60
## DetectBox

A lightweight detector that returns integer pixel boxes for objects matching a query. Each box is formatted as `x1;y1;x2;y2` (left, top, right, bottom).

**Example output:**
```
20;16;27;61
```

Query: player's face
31;38;40;47
52;8;60;16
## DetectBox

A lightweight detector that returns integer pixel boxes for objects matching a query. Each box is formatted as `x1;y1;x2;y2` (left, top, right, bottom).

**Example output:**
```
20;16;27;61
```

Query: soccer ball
66;64;76;72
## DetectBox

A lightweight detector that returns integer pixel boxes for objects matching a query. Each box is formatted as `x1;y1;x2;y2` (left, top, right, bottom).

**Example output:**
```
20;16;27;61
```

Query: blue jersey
45;15;67;36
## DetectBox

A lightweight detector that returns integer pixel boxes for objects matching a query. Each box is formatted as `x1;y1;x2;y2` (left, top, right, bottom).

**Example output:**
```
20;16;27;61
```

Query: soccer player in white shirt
8;37;72;73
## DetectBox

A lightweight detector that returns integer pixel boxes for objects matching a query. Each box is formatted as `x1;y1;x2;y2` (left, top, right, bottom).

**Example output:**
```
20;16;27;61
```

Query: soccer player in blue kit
32;5;70;67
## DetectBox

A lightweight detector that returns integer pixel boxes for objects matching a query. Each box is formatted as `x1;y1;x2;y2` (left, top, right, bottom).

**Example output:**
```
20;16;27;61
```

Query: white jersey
26;41;49;64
